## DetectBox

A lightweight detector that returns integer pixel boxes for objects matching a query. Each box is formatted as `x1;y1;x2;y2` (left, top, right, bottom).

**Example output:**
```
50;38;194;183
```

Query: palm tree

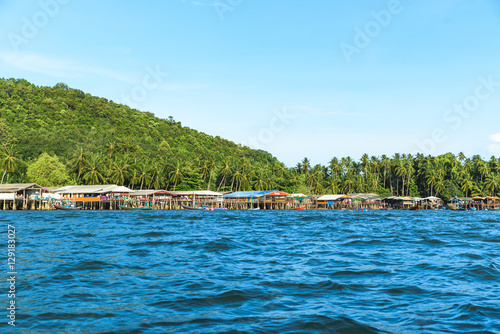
169;161;183;191
231;170;243;191
478;163;490;183
461;177;475;198
240;174;250;191
110;157;129;185
82;154;106;185
1;146;18;184
329;157;340;178
381;154;391;189
137;162;150;190
217;161;232;191
207;161;216;190
69;146;86;181
395;160;407;196
325;177;340;194
107;140;116;158
343;175;355;194
485;174;500;197
361;153;369;178
425;169;438;197
301;157;310;174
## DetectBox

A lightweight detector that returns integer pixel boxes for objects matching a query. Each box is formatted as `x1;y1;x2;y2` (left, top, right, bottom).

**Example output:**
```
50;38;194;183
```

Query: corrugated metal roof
57;185;133;194
0;183;43;193
290;193;309;198
168;190;223;196
317;194;349;201
130;190;171;196
223;190;274;198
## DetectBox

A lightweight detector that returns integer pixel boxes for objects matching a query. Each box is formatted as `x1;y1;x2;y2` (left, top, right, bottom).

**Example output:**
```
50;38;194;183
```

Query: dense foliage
1;78;499;201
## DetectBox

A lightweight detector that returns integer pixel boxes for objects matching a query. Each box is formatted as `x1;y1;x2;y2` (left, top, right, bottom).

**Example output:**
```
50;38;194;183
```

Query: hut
448;197;471;210
223;190;291;209
349;193;383;209
168;190;223;206
0;183;44;210
55;185;133;209
288;193;311;204
384;196;416;209
57;185;133;201
316;194;352;209
420;196;444;209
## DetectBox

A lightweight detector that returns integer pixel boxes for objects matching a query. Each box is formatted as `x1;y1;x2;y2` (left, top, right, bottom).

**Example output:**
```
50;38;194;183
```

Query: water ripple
4;210;500;333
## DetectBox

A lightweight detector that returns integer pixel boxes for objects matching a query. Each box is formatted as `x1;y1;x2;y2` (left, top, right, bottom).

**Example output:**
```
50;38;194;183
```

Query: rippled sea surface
3;210;500;333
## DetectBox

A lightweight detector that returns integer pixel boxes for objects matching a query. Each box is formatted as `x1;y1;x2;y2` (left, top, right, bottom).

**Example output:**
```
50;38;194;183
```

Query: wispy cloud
490;133;500;143
182;0;221;7
487;133;500;155
287;105;367;117
0;52;134;83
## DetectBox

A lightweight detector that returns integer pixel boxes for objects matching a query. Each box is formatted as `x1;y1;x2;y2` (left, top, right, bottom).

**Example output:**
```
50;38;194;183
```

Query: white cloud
286;105;367;117
488;143;500;155
489;133;500;143
0;51;134;83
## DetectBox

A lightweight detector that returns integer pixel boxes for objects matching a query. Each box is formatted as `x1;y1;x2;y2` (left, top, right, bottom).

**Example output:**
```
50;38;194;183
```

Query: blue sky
1;0;500;167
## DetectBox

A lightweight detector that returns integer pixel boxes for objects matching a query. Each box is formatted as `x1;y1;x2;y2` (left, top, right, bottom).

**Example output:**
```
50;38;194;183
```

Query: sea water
2;210;500;333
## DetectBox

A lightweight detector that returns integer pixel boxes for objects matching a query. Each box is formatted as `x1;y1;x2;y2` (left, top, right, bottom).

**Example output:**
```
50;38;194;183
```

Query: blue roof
223;190;275;198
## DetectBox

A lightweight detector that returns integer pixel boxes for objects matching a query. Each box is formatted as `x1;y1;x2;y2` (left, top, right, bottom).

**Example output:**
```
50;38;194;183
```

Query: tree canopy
1;77;499;201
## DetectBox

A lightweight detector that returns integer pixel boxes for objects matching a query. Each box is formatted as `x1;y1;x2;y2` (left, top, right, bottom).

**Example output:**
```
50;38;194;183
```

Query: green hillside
1;77;500;201
0;78;283;191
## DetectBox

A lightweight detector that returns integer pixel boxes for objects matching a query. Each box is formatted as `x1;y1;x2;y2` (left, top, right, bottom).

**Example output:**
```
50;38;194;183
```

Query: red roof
265;191;290;196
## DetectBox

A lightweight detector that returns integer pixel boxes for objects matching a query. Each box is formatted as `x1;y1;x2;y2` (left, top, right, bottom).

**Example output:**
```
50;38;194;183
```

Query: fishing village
0;182;498;211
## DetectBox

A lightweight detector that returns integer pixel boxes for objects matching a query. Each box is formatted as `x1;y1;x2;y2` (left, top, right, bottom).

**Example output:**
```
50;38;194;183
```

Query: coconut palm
82;154;106;185
69;146;86;180
1;146;18;184
169;161;183;191
461;177;475;198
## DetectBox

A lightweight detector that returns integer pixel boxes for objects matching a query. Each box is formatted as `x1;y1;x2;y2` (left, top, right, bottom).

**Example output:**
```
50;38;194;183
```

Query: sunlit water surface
2;210;500;333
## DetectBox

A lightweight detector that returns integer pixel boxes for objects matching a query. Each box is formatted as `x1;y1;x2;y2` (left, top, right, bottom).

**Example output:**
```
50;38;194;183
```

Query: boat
291;206;306;210
248;207;260;211
53;203;81;211
53;200;81;211
409;204;420;211
446;204;458;210
181;204;203;210
203;206;227;211
119;205;153;210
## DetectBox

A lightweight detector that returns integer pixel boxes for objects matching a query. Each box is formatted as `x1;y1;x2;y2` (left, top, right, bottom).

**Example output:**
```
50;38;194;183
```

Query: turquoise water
2;210;500;333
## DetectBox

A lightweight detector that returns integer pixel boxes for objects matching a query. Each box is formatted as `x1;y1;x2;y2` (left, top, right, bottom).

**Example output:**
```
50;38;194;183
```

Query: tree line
1;78;500;201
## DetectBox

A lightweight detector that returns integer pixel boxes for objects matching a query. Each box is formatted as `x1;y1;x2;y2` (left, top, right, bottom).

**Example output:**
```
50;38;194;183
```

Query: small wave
127;249;150;256
152;289;256;309
267;315;385;334
461;264;498;281
263;280;349;292
329;269;392;277
342;239;388;246
452;303;500;321
204;238;242;251
384;285;428;295
419;236;445;245
459;252;484;260
61;260;122;272
141;231;170;237
37;311;115;320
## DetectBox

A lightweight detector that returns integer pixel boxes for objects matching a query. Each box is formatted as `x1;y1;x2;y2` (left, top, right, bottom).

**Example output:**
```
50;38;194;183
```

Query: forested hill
0;78;281;190
2;78;500;200
0;78;274;163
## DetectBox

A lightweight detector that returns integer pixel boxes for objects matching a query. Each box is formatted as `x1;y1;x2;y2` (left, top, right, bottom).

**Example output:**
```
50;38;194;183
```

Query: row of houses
5;183;495;210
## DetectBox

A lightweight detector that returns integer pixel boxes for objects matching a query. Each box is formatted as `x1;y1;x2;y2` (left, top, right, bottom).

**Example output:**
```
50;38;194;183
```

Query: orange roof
266;191;290;196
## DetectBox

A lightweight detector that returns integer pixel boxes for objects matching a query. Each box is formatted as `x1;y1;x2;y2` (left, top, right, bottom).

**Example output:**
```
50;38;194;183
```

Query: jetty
1;183;498;211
